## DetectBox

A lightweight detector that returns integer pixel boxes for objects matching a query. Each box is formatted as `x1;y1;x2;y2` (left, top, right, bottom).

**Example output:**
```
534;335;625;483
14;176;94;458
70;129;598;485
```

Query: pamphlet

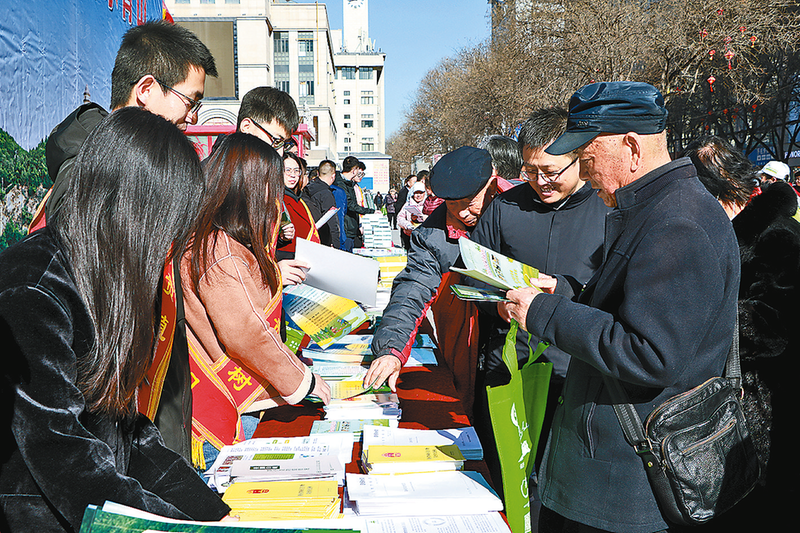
315;206;339;229
362;425;483;461
295;238;379;306
450;238;539;290
449;284;509;302
283;284;368;349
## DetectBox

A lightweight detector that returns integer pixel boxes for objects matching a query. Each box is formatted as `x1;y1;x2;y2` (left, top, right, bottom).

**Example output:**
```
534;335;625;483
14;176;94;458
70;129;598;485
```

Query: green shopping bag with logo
486;320;553;533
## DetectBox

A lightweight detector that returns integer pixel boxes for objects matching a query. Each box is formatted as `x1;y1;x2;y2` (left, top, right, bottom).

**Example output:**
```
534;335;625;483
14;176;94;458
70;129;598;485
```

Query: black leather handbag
605;318;761;525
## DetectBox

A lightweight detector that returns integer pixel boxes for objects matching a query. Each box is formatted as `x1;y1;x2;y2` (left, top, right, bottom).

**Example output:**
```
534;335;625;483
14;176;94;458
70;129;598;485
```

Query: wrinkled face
144;66;206;131
445;179;497;227
283;157;301;190
577;134;628;208
522;143;583;204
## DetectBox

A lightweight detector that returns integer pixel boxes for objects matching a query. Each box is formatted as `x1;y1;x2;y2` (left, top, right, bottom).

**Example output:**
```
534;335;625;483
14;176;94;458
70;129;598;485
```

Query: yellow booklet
364;445;465;474
222;479;339;505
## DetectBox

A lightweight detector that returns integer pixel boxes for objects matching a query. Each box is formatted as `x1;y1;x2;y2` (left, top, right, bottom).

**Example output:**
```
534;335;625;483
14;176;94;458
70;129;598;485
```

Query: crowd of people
0;19;793;533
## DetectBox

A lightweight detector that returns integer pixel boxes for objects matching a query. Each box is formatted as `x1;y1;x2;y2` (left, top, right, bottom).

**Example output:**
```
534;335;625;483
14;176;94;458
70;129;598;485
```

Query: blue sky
315;1;492;138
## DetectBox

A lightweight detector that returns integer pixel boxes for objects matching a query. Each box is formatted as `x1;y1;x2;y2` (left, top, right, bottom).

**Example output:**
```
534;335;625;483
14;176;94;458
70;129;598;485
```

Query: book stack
360;213;394;249
345;471;503;516
323;392;402;421
362;425;484;461
228;456;344;484
362;444;465;474
222;479;342;521
310;418;398;437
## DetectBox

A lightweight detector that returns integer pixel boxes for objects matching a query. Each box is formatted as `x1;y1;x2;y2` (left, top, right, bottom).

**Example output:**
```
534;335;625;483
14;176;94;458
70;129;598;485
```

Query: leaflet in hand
450;238;539;290
449;284;509;302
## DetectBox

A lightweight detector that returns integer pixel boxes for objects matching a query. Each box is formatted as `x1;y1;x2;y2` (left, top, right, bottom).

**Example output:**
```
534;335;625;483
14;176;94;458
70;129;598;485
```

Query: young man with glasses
334;156;375;251
467;107;609;505
236;86;299;156
38;20;217;228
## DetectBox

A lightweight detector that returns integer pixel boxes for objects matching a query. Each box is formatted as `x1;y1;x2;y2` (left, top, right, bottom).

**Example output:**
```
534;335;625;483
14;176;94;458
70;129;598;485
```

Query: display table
252;364;494;487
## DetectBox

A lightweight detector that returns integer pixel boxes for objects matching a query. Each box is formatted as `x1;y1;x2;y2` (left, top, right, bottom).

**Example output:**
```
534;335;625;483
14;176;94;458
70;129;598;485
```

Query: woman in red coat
277;152;319;260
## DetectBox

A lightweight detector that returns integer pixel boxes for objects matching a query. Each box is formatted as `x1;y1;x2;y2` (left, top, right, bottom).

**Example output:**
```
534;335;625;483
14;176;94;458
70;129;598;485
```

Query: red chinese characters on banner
108;0;148;25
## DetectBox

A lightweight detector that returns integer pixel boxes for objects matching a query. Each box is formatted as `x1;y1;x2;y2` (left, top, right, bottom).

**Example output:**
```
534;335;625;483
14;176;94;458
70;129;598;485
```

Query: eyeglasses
250;120;290;151
521;156;579;183
154;78;202;116
284;167;302;176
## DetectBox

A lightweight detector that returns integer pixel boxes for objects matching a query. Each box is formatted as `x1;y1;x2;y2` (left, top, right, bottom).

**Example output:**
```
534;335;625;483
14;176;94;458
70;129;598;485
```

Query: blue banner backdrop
0;0;164;150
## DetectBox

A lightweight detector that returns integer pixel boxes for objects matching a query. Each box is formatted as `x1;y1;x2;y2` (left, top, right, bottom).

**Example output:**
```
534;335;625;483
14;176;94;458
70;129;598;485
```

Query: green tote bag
486;320;553;533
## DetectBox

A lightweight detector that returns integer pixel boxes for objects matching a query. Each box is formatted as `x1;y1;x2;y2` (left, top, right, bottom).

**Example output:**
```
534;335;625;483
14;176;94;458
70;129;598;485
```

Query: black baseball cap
546;82;668;156
430;146;493;200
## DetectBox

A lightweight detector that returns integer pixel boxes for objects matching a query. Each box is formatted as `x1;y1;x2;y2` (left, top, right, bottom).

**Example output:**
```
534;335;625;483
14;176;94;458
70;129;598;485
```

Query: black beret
546;81;668;155
429;146;493;200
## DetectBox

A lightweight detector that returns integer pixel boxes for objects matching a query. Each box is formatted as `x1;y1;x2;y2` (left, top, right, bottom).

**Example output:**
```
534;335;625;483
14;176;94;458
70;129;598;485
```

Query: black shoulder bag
604;316;761;525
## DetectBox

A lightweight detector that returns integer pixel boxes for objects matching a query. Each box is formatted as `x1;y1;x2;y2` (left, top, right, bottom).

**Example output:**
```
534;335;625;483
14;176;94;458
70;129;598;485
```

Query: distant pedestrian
385;188;397;229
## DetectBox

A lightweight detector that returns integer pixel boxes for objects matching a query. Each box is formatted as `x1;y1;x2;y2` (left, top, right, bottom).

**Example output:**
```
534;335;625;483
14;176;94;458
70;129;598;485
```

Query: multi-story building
165;0;338;162
332;0;390;192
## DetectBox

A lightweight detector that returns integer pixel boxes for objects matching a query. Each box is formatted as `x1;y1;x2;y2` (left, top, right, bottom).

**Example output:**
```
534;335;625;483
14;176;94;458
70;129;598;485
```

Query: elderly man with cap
501;82;740;532
365;147;497;415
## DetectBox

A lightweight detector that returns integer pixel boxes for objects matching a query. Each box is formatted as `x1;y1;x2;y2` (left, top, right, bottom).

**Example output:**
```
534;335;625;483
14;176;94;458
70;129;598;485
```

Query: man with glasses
468;107;609;504
37;20;217;228
236;86;299;156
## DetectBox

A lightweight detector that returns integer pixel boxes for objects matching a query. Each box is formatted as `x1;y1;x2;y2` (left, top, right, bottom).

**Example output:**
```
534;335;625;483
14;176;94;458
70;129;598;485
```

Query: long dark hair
51;107;205;417
187;132;283;295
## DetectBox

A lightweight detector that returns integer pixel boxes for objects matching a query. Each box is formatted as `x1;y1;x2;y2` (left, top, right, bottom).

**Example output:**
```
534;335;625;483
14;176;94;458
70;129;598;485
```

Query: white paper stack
345;471;503;516
228;456;344;484
362;425;484;461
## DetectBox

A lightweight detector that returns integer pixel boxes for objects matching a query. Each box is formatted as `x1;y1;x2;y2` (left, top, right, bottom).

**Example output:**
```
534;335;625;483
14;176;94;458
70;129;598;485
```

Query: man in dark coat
302;159;340;247
504;82;740;533
468;108;610;501
334;156;374;251
366;147;497;416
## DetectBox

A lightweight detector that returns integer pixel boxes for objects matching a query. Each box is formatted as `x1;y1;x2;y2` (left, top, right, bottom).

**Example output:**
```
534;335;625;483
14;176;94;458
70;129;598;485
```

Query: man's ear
624;132;643;173
239;117;254;134
129;75;160;108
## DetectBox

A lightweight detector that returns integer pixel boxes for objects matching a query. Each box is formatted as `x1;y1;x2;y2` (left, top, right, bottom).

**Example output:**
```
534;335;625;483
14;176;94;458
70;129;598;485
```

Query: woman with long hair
0;107;231;532
181;133;330;467
276;151;320;260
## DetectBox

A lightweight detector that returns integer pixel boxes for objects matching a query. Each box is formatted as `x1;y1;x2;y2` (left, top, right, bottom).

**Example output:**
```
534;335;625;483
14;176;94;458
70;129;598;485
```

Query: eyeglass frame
249;119;293;152
521;155;579;183
153;77;203;116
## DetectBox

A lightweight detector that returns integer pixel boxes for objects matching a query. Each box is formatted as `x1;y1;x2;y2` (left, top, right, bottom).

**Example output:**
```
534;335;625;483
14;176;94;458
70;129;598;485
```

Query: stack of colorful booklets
362;444;465;474
221;479;342;521
361;425;483;461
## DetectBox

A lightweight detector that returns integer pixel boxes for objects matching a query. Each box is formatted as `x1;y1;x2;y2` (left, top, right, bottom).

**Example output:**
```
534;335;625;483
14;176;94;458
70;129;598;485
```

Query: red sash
137;259;178;419
188;269;284;451
279;195;321;253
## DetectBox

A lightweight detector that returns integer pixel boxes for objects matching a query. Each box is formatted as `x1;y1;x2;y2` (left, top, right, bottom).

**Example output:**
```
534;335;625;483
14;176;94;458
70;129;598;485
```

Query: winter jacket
526;158;740;532
334;173;374;240
302;178;340;247
0;228;229;532
470;181;609;382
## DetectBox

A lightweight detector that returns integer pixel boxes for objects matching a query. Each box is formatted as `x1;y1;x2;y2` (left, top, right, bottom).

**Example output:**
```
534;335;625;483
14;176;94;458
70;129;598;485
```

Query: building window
340;67;356;80
361;142;374;151
274;31;290;95
361;96;374;105
343;137;351;143
359;67;373;80
343;122;351;129
344;146;352;152
199;0;214;4
361;120;374;128
344;114;350;119
344;90;350;96
298;31;315;105
343;99;350;105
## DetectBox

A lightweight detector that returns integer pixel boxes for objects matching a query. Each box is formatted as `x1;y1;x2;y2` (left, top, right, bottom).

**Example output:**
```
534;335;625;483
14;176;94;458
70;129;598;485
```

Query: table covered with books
80;241;513;533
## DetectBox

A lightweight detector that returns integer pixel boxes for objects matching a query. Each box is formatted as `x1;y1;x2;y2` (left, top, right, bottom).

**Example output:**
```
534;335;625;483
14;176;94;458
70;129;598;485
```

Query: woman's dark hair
187;132;282;297
283;151;306;195
51;107;205;417
682;135;756;208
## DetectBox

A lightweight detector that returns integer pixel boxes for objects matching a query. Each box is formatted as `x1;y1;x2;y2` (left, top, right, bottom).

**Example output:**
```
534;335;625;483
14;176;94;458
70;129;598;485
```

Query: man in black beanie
366;146;497;417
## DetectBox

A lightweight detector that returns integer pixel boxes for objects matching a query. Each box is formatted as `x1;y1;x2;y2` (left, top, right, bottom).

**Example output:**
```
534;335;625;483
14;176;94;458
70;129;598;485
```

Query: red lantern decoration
750;35;757;47
700;28;708;39
709;49;716;60
708;75;716;92
725;49;735;69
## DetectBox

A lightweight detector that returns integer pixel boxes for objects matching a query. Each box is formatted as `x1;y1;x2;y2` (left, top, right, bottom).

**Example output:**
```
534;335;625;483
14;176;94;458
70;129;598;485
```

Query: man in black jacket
504;82;740;533
334;155;374;251
468;108;610;504
303;159;341;247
